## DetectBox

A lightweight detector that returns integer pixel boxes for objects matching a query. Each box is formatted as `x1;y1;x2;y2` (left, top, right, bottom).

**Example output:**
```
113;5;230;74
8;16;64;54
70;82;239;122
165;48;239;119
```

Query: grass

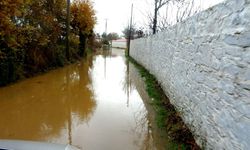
127;55;171;128
126;53;200;150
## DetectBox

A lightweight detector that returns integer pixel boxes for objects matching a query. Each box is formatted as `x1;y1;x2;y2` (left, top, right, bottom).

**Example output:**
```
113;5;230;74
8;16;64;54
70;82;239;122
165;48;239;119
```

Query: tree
109;33;119;40
123;25;140;49
66;0;71;60
152;0;172;34
107;32;119;46
149;0;200;32
96;33;101;39
71;0;96;56
136;29;144;38
101;32;107;39
0;0;96;86
0;0;24;48
20;0;67;69
101;32;109;45
176;0;198;23
0;0;25;85
107;33;119;41
122;26;136;40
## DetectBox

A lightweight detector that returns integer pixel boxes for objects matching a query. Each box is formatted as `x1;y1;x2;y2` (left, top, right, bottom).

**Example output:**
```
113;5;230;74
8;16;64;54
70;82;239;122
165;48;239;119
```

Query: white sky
93;0;225;35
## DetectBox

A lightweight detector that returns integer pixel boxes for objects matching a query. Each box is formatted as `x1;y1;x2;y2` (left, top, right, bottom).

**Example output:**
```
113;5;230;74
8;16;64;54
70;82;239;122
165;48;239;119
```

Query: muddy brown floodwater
0;48;171;150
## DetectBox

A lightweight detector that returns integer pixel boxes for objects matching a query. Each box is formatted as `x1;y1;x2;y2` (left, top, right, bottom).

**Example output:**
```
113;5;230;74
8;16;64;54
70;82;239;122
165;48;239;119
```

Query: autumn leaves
0;0;96;86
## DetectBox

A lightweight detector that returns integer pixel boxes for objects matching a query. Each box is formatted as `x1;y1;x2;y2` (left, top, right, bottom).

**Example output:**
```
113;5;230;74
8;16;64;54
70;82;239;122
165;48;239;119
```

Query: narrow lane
0;48;169;150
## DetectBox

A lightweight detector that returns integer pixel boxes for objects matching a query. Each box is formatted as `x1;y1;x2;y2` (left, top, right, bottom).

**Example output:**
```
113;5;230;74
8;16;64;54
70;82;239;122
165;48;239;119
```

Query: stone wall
130;0;250;149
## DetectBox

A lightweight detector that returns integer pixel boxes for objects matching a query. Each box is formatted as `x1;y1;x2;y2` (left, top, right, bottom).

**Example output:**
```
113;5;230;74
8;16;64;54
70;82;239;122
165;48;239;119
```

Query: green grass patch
126;55;169;128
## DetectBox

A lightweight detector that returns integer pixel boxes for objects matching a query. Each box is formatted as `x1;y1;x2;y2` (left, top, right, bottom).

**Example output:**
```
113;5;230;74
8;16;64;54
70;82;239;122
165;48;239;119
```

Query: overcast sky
93;0;224;35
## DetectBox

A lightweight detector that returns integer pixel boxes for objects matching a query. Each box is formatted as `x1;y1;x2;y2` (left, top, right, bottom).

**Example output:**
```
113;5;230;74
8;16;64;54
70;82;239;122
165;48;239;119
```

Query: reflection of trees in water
65;57;96;122
101;49;112;79
122;60;136;107
102;49;112;58
132;103;155;150
0;56;96;143
122;61;155;150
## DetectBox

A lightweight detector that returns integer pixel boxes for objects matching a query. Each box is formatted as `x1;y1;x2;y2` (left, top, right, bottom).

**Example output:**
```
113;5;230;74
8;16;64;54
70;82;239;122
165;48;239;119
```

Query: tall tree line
0;0;96;86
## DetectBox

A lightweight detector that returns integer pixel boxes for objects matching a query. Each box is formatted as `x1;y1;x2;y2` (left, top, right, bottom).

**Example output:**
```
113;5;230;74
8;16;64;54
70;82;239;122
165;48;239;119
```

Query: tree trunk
79;31;86;57
66;0;70;60
153;4;158;34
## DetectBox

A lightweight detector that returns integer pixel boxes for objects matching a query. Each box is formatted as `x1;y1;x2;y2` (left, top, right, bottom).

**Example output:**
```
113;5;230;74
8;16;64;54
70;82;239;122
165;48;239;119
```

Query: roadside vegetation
0;0;98;86
127;53;200;150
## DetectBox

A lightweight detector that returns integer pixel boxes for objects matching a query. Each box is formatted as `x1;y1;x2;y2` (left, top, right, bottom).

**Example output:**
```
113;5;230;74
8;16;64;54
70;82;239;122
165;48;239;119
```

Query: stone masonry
130;0;250;149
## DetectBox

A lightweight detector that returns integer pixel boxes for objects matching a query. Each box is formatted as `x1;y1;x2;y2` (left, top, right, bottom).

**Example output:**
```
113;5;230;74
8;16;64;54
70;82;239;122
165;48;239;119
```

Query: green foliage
101;32;119;46
122;26;137;39
102;39;110;45
87;33;102;52
55;45;66;67
107;32;119;41
0;47;24;86
101;32;107;39
122;26;145;40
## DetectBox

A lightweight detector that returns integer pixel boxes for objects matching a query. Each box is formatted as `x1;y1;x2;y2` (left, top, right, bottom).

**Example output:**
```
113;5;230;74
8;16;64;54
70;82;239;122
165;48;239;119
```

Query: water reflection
0;48;168;150
0;57;96;145
125;60;156;150
128;63;174;150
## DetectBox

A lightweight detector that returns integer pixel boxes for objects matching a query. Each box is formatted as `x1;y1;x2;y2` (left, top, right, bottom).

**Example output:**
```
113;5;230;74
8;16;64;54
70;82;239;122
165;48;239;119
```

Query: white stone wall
130;0;250;149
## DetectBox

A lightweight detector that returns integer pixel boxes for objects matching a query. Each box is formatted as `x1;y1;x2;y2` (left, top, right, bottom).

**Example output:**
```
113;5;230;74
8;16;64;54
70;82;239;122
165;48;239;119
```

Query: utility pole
105;19;108;34
127;4;133;57
66;0;70;61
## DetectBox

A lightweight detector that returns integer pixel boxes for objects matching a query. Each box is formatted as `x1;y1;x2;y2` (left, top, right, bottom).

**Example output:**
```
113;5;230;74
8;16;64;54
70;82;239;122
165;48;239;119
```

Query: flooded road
0;49;169;150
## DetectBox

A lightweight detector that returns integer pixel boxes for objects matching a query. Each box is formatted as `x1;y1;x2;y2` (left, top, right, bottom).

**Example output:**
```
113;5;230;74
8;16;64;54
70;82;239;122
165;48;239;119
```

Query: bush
55;45;66;67
0;47;24;86
102;39;110;45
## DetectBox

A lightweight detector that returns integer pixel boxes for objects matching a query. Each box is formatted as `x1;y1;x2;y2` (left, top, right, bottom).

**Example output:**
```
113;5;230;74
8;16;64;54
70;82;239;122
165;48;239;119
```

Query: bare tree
156;0;201;31
152;0;172;34
176;0;196;23
157;3;171;31
141;0;201;34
